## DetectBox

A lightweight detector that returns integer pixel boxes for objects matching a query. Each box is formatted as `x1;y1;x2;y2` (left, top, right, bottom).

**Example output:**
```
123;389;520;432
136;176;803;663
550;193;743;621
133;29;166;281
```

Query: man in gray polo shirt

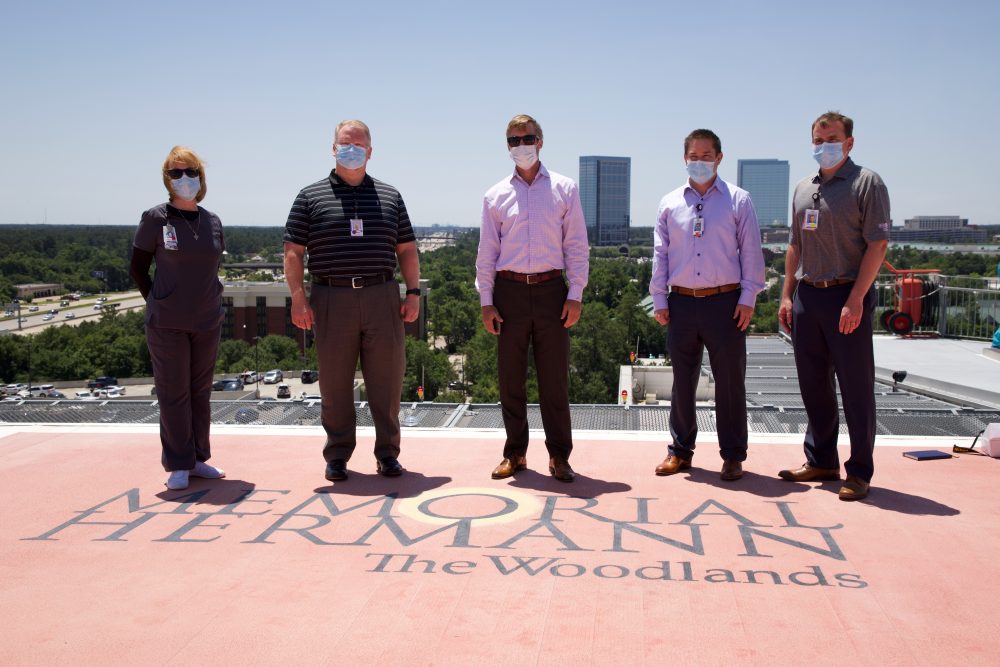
777;111;890;501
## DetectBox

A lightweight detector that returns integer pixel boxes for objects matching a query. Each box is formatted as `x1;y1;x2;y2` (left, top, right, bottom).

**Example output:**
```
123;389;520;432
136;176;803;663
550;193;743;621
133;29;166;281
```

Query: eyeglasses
166;168;200;179
507;135;539;147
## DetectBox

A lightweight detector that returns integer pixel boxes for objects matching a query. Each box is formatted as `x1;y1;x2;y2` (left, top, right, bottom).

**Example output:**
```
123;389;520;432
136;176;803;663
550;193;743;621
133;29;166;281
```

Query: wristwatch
405;288;421;296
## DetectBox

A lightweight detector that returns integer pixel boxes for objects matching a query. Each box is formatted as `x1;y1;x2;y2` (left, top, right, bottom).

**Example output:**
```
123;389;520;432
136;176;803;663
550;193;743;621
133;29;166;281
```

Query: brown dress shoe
491;455;527;479
778;463;841;482
838;476;870;501
655;455;692;476
548;457;575;482
720;460;743;481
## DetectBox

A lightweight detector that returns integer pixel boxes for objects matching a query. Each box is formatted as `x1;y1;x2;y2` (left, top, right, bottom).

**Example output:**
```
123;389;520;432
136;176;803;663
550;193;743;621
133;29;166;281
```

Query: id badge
802;209;819;231
163;224;178;250
350;219;364;237
692;217;704;238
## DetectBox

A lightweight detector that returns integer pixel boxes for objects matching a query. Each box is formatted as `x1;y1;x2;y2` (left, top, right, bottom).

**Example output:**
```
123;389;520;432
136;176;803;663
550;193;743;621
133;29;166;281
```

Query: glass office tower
580;156;631;246
737;159;789;227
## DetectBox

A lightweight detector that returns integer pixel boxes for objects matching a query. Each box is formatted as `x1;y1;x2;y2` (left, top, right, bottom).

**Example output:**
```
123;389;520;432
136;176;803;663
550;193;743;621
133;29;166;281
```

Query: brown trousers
494;277;573;460
146;324;221;472
311;281;405;463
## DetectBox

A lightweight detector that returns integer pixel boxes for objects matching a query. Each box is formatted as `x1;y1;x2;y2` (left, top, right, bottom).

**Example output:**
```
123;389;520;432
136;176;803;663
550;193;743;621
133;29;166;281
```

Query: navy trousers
666;289;748;462
791;283;877;481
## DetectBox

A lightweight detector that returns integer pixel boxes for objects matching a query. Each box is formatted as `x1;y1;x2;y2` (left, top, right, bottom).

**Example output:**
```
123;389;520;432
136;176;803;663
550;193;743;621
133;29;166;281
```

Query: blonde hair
506;114;543;139
334;119;372;144
161;146;207;203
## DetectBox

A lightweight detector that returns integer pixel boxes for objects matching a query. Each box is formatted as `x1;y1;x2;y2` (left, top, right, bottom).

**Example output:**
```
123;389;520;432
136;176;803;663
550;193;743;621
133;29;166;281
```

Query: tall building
579;156;631;246
737;159;789;227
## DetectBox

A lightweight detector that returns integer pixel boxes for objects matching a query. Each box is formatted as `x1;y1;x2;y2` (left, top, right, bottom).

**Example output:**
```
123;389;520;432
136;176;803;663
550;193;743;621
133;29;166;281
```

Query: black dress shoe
376;457;403;477
325;459;348;481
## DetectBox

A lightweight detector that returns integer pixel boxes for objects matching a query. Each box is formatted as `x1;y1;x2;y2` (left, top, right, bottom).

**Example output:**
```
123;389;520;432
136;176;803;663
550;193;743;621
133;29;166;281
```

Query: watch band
405;288;421;296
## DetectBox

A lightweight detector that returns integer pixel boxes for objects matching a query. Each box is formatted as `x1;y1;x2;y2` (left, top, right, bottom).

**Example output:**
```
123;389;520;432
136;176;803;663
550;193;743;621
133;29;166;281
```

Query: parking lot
4;372;326;402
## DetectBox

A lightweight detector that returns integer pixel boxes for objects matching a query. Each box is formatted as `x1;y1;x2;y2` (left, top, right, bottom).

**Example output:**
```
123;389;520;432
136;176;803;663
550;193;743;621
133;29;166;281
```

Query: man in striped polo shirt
283;119;421;482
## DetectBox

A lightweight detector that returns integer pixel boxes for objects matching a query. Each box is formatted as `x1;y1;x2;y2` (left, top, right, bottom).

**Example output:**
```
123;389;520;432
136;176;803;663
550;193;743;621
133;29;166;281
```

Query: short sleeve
395;192;415;244
283;190;311;246
134;208;160;253
860;173;891;243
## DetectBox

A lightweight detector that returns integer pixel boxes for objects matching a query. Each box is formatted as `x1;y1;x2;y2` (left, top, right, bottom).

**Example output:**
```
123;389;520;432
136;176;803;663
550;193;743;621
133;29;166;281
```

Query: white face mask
510;145;538;170
685;160;716;185
171;175;200;201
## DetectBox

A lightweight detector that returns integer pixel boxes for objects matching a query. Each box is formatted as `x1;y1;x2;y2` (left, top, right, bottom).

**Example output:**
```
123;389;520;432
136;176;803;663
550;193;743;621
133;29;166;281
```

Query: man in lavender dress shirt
476;114;590;483
649;129;765;481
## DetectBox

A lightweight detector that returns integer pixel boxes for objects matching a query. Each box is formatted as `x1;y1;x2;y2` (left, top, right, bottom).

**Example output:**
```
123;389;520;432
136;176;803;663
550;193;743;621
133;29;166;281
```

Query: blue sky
2;0;997;229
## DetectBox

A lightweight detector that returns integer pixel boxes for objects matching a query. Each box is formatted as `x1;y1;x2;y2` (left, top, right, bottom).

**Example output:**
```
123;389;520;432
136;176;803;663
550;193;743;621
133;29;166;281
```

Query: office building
737;159;789;227
580;156;631;246
892;216;986;243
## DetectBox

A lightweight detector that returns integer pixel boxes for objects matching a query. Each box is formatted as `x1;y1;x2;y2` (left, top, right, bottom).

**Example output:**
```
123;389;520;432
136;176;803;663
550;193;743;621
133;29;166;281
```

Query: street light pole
254;336;260;400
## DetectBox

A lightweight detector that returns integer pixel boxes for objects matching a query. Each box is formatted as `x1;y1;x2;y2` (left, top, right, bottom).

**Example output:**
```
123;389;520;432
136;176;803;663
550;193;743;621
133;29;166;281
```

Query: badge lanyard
692;202;704;238
802;192;820;230
348;190;364;237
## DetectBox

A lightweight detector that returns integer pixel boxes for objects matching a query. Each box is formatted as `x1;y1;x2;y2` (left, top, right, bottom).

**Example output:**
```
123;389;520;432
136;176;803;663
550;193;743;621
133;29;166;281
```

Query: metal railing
874;273;999;340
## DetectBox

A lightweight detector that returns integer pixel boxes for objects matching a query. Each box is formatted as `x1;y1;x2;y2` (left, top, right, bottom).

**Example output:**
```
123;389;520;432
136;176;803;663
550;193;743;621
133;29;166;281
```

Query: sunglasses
166;168;200;179
507;134;539;147
953;429;987;455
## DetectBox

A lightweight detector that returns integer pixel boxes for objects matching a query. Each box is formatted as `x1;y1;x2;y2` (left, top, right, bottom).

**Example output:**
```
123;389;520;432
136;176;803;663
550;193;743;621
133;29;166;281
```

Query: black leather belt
671;283;740;297
802;278;854;288
311;274;391;288
496;269;563;285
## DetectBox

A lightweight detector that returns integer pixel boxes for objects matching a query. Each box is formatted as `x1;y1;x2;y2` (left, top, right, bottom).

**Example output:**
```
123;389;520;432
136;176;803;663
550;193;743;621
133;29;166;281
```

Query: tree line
2;224;996;403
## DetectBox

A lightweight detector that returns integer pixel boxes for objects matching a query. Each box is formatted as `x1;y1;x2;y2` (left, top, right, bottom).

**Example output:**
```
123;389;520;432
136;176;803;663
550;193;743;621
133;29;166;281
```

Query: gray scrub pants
311;281;405;463
146;324;222;472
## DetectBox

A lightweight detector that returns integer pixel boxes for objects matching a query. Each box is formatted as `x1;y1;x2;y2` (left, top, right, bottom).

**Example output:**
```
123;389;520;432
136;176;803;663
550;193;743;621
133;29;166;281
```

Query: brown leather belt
497;269;563;285
802;278;854;288
670;283;740;298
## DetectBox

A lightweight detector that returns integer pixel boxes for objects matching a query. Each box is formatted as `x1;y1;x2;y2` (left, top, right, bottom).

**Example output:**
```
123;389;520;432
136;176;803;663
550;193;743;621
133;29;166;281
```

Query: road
0;292;146;336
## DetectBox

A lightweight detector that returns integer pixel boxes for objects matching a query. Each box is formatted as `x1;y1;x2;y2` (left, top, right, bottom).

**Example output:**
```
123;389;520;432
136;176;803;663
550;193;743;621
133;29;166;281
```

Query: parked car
276;383;291;399
294;393;322;402
240;371;260;384
263;369;283;384
48;390;66;399
105;385;126;395
213;378;244;391
74;390;94;399
87;376;118;390
301;369;319;384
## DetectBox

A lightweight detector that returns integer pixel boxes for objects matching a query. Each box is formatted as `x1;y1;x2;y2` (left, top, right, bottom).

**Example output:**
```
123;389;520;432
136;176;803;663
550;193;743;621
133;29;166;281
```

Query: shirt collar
811;158;859;183
510;162;550;186
328;170;372;188
684;175;723;198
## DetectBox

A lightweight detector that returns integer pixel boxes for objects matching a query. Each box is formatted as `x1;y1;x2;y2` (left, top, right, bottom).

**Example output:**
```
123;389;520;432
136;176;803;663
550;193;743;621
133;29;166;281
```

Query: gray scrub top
134;203;225;331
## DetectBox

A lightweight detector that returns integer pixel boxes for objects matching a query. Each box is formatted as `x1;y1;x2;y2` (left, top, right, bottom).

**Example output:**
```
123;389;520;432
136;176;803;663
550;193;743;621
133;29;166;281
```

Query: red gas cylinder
898;277;923;325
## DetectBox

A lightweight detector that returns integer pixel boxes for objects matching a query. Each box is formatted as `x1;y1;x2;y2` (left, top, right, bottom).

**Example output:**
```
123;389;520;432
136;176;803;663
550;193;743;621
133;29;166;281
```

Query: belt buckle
351;276;363;289
525;273;536;285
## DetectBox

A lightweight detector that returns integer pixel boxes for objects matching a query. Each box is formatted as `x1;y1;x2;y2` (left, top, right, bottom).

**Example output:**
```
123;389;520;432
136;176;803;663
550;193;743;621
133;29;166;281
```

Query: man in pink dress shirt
476;114;590;482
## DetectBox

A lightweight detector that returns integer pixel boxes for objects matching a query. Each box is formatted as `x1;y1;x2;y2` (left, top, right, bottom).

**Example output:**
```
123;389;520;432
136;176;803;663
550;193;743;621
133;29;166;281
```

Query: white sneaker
191;461;226;479
166;470;190;490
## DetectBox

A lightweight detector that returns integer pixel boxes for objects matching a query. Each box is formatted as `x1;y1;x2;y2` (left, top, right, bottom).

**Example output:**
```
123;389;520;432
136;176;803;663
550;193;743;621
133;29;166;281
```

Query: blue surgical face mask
335;144;368;170
685;160;716;185
812;141;845;169
171;175;200;201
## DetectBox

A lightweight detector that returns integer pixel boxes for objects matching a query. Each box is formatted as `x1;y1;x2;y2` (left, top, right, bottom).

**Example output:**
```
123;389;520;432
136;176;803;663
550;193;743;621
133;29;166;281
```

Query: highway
0;291;146;336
